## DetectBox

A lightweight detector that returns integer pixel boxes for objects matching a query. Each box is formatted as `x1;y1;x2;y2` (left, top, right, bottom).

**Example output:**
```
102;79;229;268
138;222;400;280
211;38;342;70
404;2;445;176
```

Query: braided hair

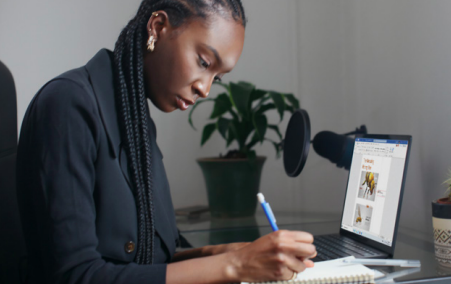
112;0;246;264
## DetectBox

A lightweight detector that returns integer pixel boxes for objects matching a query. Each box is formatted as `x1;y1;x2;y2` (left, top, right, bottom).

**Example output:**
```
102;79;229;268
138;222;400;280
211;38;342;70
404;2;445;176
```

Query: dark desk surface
177;210;451;283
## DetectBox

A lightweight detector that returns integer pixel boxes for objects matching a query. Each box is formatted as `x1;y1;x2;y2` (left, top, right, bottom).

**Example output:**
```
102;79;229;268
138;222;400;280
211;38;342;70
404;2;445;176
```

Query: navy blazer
17;49;179;284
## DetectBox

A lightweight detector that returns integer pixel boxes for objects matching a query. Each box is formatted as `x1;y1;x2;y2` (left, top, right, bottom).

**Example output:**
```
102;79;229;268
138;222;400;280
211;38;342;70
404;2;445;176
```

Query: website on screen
341;138;408;246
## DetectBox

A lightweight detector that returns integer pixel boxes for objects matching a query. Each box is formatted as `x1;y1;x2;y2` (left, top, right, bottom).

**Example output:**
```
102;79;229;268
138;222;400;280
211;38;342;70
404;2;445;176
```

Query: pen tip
257;193;265;203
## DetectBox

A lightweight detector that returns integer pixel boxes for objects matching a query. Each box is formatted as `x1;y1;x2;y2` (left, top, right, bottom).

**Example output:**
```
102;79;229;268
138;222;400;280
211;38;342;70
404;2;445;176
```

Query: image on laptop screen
341;138;409;247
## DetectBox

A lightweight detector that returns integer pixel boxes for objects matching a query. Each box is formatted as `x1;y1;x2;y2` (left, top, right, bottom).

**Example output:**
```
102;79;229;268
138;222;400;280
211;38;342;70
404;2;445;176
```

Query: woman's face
143;14;245;112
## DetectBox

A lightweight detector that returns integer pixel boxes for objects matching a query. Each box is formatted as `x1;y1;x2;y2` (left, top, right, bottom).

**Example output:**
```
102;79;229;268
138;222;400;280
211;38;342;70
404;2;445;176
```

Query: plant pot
432;199;451;267
197;157;266;218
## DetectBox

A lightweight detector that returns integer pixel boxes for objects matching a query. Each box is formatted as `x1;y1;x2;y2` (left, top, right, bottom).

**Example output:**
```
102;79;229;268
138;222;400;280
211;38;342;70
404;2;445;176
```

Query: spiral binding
253;272;375;284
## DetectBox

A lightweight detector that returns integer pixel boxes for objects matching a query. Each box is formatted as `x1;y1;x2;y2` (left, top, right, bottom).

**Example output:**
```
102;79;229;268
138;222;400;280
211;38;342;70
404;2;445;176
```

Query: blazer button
125;241;135;254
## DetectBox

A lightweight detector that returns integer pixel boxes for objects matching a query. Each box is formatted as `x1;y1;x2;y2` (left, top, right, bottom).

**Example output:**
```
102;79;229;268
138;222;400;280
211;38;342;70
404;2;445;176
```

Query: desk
177;210;451;283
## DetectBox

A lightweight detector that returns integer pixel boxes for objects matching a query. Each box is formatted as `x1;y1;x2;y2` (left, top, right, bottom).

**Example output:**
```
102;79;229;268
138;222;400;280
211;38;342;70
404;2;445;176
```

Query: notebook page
293;256;374;282
242;256;375;284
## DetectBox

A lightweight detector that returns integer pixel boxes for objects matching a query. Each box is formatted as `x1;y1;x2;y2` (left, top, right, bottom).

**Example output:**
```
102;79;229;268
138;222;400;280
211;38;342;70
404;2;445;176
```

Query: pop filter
283;109;311;177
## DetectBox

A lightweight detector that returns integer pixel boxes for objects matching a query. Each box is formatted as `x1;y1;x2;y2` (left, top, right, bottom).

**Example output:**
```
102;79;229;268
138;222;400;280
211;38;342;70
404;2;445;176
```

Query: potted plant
432;169;451;267
189;81;299;218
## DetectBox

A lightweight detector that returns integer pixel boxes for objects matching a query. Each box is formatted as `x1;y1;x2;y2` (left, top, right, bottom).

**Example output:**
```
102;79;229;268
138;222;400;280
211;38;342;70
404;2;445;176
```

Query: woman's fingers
277;255;315;280
291;242;316;258
303;259;315;268
267;231;316;277
269;231;313;249
270;232;316;258
272;230;314;243
280;253;308;274
232;230;317;282
293;231;314;243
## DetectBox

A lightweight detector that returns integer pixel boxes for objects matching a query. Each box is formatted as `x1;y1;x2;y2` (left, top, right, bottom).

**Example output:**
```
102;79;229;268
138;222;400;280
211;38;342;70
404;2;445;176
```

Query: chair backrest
0;60;26;284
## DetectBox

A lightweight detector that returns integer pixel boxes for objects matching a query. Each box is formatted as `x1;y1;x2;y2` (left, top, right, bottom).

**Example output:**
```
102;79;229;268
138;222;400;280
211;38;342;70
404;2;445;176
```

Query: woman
16;0;316;283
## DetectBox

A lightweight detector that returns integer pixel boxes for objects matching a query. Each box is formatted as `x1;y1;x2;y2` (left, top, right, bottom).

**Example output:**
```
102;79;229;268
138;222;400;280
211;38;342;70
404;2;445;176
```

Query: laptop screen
340;137;409;247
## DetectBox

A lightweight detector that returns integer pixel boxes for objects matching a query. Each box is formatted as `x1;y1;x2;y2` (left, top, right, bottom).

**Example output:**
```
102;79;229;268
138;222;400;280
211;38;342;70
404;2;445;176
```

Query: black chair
0;60;27;284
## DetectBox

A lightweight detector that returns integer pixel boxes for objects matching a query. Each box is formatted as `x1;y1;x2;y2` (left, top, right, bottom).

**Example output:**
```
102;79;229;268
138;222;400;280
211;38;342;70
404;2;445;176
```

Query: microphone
312;126;367;170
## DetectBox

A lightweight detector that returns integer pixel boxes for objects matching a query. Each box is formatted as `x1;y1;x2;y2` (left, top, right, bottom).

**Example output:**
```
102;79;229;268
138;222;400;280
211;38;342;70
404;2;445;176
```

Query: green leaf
201;123;216;146
230;120;247;149
216;118;230;140
213;81;230;93
253;114;268;143
253;95;272;112
246;131;260;150
242;120;255;144
284;94;300;109
188;98;215;130
270;92;285;121
226;126;235;147
268;124;283;140
228;109;240;121
237;81;255;89
270;141;282;159
230;82;254;118
262;138;282;159
248;89;268;110
210;93;232;119
285;105;295;114
252;89;268;101
255;103;276;117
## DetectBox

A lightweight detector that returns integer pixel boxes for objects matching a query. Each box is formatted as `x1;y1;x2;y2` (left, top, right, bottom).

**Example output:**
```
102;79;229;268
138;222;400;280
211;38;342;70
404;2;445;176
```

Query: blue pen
257;193;278;231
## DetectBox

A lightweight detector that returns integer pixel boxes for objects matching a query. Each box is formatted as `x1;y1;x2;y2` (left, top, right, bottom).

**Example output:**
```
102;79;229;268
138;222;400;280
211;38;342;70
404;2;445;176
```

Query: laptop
312;134;412;261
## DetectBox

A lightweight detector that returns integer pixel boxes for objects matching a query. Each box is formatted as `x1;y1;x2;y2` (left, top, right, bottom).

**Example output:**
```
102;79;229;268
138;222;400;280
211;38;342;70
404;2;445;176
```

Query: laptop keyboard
312;234;383;261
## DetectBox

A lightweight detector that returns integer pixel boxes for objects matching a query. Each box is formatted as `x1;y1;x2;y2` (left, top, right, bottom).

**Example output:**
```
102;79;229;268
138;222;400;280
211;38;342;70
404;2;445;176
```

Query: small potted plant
432;169;451;267
189;81;299;218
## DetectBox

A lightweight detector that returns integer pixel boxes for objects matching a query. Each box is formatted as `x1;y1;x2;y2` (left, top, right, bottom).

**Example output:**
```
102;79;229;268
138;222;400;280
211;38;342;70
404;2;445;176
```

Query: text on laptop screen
341;138;409;246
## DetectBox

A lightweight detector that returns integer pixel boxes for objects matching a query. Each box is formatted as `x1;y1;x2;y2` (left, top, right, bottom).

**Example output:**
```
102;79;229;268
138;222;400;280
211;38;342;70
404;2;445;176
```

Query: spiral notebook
242;256;381;284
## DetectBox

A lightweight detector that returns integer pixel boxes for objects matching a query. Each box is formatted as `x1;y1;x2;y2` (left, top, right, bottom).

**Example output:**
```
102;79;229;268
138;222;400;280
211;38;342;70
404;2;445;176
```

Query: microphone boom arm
343;125;367;136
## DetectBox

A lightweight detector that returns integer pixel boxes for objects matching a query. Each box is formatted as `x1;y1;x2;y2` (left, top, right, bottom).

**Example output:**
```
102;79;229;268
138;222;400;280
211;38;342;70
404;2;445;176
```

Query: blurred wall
1;0;450;244
296;0;451;240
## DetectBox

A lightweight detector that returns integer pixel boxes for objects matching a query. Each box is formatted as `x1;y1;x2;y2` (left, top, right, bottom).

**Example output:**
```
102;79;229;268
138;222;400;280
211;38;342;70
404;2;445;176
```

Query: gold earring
147;12;159;52
147;33;157;52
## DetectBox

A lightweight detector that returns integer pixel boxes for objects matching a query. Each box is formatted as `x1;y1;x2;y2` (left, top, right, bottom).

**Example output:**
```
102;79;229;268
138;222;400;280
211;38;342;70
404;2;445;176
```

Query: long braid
135;30;155;263
127;23;153;264
114;26;149;264
113;35;146;263
129;16;155;263
113;0;246;265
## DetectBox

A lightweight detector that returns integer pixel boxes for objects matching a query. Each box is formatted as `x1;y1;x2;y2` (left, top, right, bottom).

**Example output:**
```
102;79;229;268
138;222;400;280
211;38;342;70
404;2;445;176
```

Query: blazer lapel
85;49;132;188
85;49;120;159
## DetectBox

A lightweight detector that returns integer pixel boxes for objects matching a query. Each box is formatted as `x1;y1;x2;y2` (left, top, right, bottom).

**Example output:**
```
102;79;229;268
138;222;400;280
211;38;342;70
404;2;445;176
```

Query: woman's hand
227;230;316;282
167;231;315;283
